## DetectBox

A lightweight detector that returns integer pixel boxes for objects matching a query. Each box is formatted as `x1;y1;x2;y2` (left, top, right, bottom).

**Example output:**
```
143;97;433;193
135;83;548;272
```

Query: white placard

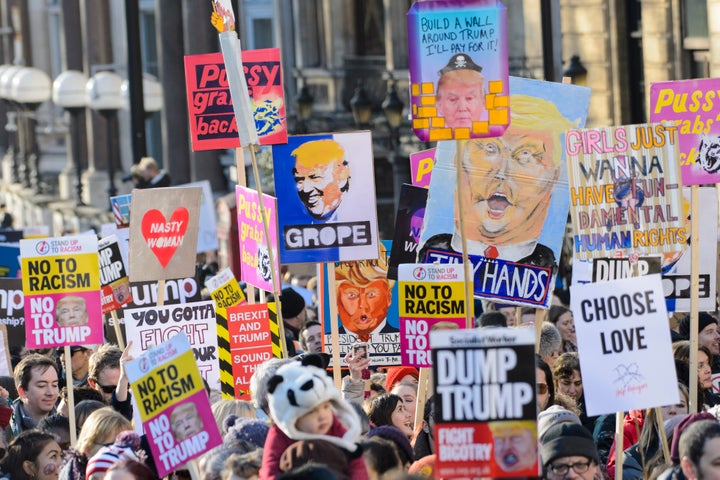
571;274;679;416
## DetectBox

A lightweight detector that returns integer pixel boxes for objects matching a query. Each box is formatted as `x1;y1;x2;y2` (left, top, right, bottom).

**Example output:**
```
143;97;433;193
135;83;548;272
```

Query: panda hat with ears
266;355;361;452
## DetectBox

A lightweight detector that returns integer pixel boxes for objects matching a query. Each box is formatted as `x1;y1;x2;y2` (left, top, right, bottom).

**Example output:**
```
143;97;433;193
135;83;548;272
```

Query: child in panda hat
259;355;368;480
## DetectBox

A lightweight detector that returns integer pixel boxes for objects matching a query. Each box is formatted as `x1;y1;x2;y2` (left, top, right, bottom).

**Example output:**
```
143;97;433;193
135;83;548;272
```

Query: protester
412;397;435;461
221;449;264;480
536;355;555;412
38;413;71;451
553;353;597;432
540;423;601;480
679;419;720;480
365;393;413;439
298;321;323;354
362;436;404;478
85;430;144;480
278;287;306;357
9;353;59;436
211;399;256;434
678;312;720;372
537;405;582;441
135;156;171;188
673;341;720;408
59;407;133;480
0;430;63;480
477;311;507;328
548;305;577;353
104;459;158;480
87;344;123;405
391;382;418;427
260;359;366;479
58;345;93;388
366;425;414;469
384;367;419;393
56;386;104;417
538;322;562;368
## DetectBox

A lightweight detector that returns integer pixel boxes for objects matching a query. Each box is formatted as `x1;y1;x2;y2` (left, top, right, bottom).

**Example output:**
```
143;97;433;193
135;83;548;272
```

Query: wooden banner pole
327;265;342;389
454;140;475;328
689;185;700;413
64;345;77;446
110;310;125;350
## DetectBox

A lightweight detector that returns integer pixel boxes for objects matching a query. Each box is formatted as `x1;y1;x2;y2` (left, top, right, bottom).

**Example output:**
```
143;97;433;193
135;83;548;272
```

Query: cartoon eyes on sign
257;245;271;281
141;208;189;268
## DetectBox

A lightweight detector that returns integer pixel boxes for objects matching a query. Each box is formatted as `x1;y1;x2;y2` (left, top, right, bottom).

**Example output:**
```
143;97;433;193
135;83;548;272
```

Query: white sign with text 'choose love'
571;274;679;416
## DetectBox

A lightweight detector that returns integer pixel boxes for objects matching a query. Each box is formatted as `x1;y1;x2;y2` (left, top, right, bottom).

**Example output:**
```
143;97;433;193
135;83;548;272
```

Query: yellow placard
400;281;465;317
22;253;99;295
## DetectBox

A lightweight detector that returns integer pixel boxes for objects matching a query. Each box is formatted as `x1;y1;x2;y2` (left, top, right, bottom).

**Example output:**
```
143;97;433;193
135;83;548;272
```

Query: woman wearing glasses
540;423;601;480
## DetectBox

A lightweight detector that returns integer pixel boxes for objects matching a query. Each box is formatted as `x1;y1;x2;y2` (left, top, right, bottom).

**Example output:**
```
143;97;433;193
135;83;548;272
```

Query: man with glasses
88;344;133;420
540;423;600;479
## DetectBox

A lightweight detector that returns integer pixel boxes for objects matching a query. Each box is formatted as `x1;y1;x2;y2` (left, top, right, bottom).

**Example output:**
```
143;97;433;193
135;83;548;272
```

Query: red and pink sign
184;48;286;151
227;303;273;399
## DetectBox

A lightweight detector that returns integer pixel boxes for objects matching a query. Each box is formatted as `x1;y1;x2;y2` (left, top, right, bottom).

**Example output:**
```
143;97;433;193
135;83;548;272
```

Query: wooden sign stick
454;140;475;328
414;367;430;431
327;266;342;389
110;310;125;350
615;411;624;480
689;185;700;413
64;345;77;446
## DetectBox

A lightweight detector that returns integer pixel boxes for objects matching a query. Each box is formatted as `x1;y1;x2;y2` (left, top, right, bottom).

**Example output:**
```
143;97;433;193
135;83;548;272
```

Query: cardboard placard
235;186;279;291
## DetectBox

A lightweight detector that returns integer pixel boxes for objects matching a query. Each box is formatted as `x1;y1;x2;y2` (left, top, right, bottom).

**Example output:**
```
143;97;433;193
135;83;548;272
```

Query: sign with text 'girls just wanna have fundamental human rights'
20;235;103;348
407;0;509;141
566;123;684;259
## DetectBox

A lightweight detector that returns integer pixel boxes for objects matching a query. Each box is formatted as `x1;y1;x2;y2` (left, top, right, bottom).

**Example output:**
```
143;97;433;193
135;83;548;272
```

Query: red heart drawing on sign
141;208;189;268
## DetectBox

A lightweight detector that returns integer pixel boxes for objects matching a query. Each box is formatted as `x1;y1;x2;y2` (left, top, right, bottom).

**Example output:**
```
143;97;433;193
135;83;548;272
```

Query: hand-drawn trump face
55;296;88;327
335;244;394;341
457;95;574;246
170;402;203;441
292;139;350;220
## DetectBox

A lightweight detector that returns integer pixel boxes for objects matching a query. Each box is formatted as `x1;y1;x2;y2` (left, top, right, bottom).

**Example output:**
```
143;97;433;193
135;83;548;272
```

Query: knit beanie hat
670;412;716;463
538;322;562;359
385;366;419;391
280;287;306;319
223;415;270;451
366;425;414;465
279;440;349;480
267;362;361;451
540;423;599;467
86;430;142;478
537;405;582;441
678;312;718;339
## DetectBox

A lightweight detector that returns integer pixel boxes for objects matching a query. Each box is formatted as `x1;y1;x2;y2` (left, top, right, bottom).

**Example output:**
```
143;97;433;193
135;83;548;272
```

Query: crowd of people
0;273;719;480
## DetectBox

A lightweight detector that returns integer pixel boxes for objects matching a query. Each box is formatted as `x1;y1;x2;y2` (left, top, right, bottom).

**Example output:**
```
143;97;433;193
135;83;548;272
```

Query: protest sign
127;333;221;477
128;187;202;282
407;0;509;142
431;327;537;478
388;185;428;280
235;186;279;291
207;268;246;319
320;241;400;366
650;78;720;185
399;264;465;367
226;303;273;399
571;274;679;416
0;278;24;349
98;235;132;314
20;235;103;348
0;243;20;277
272;132;380;263
124;300;220;392
419;77;590;307
571;187;717;313
410;148;435;188
567;123;684;259
110;194;132;228
177;180;219;253
184;48;286;151
207;268;247;398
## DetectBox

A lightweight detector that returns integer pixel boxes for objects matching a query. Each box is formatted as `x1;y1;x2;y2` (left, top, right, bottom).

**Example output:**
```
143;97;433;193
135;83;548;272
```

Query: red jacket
606;409;645;479
259;414;368;480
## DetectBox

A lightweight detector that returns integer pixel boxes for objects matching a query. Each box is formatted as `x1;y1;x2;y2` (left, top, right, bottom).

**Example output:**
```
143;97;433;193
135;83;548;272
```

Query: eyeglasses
549;460;592;476
97;384;117;394
536;382;548;395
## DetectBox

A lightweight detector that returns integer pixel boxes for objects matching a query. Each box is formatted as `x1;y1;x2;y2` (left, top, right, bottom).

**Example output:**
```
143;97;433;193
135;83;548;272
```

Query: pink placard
410;148;436;188
235;186;279;291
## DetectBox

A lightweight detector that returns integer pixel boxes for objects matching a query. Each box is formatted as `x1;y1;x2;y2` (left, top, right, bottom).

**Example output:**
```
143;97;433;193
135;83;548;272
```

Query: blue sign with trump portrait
273;132;380;264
